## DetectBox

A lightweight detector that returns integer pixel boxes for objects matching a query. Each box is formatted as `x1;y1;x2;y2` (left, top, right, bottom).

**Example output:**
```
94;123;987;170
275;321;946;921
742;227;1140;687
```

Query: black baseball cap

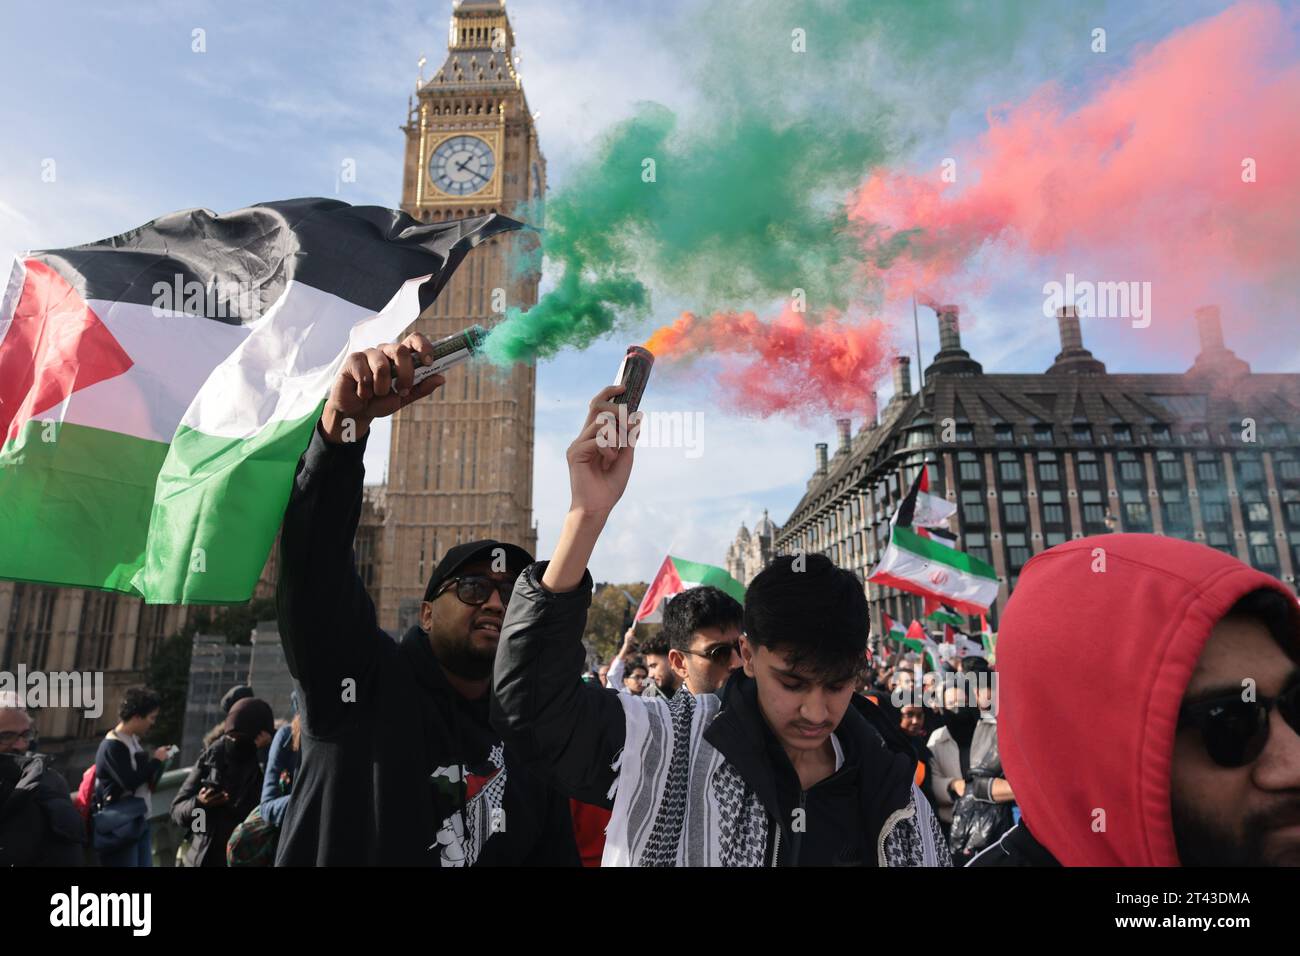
421;539;535;603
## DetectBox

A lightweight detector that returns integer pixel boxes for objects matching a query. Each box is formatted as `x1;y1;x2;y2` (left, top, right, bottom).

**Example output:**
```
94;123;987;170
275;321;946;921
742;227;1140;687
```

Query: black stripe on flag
895;466;923;527
30;198;526;325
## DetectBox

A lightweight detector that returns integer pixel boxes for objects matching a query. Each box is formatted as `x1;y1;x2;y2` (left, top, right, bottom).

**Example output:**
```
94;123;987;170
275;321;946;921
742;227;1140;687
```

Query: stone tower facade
379;0;544;633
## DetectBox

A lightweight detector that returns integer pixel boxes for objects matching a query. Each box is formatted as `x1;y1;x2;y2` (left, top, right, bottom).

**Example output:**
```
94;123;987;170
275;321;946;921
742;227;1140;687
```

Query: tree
143;630;193;748
141;597;277;746
583;582;657;663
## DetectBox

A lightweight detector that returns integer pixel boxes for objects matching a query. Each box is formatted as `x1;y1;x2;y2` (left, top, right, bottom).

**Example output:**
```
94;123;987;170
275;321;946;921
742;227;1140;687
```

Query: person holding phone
170;697;274;867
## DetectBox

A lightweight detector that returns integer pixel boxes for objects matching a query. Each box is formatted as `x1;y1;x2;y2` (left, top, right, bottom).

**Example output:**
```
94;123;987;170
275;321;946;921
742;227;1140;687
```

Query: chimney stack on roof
1046;305;1107;375
815;443;829;476
1188;305;1250;379
925;303;983;378
892;355;912;398
836;418;852;454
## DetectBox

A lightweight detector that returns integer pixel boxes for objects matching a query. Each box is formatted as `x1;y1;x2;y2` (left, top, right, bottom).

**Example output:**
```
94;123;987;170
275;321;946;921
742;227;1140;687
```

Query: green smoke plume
484;0;1099;364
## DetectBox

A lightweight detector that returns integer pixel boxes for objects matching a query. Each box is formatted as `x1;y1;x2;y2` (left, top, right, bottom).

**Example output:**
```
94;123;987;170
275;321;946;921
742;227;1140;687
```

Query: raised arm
277;334;445;734
492;386;643;805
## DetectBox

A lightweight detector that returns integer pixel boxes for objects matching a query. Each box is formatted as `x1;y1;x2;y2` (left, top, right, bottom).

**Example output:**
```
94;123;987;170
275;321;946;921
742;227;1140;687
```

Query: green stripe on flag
671;556;746;605
927;608;964;628
893;525;997;579
0;421;168;591
129;402;325;604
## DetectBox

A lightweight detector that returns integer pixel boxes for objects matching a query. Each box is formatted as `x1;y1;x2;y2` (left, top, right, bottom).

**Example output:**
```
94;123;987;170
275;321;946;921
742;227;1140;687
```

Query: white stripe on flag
181;275;431;439
63;300;249;443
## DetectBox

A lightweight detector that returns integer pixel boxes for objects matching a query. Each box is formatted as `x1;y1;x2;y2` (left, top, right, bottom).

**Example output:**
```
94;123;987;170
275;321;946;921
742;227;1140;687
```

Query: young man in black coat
273;333;577;867
490;386;949;867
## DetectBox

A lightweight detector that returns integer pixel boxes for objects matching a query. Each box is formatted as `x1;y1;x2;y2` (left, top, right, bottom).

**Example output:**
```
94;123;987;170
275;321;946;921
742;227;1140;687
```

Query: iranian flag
0;198;522;603
868;524;999;615
635;556;746;623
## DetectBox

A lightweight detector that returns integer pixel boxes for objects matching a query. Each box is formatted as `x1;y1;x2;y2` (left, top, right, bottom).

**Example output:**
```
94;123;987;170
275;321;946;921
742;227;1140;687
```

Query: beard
429;624;498;681
1172;794;1300;866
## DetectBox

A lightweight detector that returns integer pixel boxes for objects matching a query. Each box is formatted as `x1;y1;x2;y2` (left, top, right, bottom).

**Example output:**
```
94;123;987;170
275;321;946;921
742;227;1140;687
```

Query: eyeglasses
685;642;740;666
1178;678;1300;769
0;728;36;747
435;574;518;608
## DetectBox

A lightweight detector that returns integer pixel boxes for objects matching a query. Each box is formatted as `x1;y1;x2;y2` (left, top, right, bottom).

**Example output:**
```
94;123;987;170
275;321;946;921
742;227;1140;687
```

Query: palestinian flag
635;555;745;623
980;614;998;663
926;605;965;630
891;464;956;529
882;612;907;644
906;620;943;669
0;198;522;603
868;524;999;615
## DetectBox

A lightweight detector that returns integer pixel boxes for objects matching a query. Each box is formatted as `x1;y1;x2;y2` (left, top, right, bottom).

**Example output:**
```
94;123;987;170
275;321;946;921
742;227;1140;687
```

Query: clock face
428;134;496;197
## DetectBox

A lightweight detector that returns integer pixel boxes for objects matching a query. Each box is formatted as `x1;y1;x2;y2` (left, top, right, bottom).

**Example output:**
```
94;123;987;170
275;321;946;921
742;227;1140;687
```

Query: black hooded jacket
170;734;263;867
273;424;578;866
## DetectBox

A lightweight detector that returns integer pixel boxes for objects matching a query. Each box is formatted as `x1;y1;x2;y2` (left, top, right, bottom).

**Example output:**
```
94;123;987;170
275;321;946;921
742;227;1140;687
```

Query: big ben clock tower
379;0;545;633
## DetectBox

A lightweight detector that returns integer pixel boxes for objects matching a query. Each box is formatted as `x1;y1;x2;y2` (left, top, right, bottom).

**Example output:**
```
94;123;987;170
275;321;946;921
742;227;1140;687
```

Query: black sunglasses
435;574;518;608
1178;677;1300;768
685;642;740;666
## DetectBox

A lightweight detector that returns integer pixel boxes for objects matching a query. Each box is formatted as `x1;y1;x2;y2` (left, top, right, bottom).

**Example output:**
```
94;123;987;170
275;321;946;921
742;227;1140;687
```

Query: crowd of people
2;334;1297;868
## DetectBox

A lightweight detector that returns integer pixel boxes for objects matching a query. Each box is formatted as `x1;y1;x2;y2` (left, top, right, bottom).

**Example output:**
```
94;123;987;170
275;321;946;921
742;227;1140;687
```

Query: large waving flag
635;556;746;623
869;464;999;615
0;198;522;603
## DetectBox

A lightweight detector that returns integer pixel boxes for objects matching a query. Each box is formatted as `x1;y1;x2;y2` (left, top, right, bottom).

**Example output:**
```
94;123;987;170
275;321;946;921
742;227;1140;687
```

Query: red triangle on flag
0;259;133;445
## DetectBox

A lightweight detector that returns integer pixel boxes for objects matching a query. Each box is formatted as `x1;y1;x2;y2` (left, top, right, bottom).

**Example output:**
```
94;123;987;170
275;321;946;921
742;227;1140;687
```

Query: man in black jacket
0;699;84;866
274;333;577;867
491;386;949;867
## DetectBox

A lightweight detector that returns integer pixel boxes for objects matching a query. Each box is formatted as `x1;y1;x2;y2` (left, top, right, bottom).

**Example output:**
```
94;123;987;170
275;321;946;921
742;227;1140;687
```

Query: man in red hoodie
971;534;1300;866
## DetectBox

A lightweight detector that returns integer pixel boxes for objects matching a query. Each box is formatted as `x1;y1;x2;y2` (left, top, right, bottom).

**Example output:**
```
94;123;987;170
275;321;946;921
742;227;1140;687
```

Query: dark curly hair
118;687;162;722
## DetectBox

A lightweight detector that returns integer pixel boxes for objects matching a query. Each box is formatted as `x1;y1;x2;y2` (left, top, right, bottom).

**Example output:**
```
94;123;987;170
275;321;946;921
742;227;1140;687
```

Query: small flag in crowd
0;198;523;603
926;604;965;630
635;555;746;623
980;613;998;663
905;620;943;670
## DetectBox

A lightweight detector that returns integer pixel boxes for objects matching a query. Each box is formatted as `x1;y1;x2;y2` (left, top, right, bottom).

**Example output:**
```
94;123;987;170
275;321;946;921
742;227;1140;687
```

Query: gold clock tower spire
380;0;545;634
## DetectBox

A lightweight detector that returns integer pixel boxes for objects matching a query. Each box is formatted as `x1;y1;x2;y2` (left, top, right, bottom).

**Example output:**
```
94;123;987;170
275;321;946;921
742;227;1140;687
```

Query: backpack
72;730;125;826
72;763;97;824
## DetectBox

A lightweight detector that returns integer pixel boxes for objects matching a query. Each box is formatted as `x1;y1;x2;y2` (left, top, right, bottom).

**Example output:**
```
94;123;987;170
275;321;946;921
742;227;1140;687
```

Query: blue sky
1;0;1284;585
